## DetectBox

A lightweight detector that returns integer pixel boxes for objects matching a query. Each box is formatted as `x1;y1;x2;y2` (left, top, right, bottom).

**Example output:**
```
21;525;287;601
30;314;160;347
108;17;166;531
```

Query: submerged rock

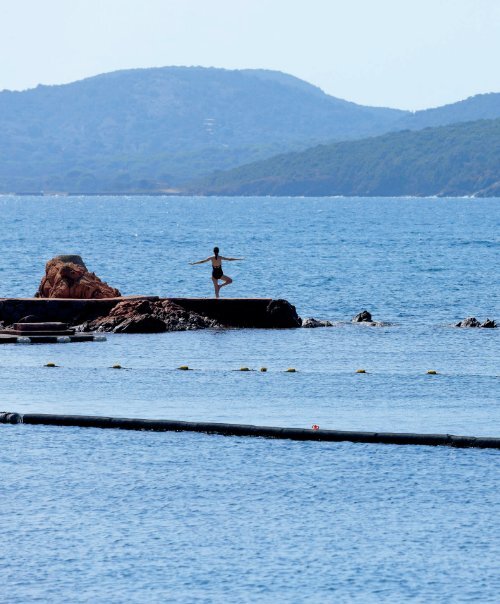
350;309;389;327
36;255;121;299
481;318;497;328
302;318;333;328
455;317;496;328
456;317;481;328
352;310;373;323
76;299;220;333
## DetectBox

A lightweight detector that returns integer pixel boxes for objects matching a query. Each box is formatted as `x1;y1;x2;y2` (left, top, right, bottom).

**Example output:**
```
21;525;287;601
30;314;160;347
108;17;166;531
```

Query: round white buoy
16;337;31;344
57;336;71;343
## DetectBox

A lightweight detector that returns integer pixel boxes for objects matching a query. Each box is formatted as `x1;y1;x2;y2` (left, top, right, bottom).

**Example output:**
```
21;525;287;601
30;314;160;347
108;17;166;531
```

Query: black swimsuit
212;265;223;279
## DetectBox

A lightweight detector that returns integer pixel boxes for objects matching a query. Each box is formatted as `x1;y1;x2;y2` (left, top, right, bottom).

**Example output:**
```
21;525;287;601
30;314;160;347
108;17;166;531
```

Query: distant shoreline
0;192;496;199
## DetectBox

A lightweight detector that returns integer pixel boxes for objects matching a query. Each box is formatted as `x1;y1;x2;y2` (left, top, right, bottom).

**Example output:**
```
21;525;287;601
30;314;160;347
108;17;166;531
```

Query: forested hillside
397;93;500;130
0;67;406;193
191;119;500;197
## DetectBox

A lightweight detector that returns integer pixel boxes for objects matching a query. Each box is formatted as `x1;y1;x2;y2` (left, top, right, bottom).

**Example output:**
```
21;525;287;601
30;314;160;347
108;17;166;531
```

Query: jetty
0;296;301;330
168;297;293;327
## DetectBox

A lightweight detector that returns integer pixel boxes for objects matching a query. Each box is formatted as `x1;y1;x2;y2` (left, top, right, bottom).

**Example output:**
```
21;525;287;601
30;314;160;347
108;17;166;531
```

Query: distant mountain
397;92;500;130
0;67;407;193
191;119;500;197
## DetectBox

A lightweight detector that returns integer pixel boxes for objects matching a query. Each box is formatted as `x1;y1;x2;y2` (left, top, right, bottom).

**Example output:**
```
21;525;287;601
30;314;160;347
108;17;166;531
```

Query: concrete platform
0;296;157;325
1;329;76;336
0;334;106;344
169;297;277;327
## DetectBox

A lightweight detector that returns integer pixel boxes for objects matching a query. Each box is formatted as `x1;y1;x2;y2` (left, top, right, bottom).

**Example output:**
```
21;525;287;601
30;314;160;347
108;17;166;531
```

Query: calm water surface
0;196;498;602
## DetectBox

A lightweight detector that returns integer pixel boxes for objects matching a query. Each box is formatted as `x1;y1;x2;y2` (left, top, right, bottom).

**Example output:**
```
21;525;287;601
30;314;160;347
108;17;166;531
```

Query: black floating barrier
0;412;499;449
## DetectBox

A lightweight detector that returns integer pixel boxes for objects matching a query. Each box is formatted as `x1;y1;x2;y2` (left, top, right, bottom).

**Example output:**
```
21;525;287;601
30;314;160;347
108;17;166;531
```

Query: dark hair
213;246;219;259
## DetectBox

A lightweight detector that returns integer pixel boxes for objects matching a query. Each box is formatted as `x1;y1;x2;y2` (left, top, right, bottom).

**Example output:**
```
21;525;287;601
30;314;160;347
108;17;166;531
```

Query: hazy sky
1;0;499;110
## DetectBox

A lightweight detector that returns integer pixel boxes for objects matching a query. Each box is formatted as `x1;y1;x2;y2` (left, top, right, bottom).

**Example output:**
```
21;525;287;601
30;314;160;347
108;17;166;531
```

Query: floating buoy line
0;411;498;449
23;363;451;375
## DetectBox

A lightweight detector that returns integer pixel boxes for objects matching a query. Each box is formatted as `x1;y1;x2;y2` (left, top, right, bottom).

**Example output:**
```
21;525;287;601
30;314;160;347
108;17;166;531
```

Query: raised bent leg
218;275;233;292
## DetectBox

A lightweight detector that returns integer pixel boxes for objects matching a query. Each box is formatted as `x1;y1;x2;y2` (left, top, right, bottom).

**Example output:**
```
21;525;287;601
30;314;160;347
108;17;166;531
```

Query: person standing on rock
190;247;243;298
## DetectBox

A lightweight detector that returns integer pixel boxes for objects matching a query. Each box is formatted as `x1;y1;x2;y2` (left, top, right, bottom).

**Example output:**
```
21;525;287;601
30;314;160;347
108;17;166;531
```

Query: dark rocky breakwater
0;296;302;333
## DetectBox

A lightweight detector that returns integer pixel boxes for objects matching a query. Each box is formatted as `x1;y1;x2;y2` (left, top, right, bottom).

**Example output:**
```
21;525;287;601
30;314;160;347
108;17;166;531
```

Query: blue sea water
0;195;499;602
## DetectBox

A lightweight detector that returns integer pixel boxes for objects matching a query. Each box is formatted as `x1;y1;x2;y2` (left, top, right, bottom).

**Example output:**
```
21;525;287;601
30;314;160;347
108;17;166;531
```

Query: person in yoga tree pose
190;247;243;298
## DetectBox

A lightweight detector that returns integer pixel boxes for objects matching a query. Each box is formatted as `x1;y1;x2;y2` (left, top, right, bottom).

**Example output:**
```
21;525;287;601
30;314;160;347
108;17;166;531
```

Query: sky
1;0;499;110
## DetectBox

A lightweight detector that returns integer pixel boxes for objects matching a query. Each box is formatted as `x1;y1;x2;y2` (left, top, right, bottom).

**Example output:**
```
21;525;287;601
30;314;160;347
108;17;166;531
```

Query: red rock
36;255;121;299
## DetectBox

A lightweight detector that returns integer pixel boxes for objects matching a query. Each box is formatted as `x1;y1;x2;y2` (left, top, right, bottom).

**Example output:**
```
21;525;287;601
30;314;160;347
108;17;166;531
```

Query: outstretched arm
220;256;244;261
190;257;212;265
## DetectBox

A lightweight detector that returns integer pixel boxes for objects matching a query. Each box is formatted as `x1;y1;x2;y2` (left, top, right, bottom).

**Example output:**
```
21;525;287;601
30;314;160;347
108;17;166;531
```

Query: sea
0;195;498;603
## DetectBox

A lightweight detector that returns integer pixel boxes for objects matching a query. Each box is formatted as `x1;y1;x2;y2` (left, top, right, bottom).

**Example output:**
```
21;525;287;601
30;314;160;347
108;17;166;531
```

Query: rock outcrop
455;317;497;328
36;255;121;299
265;299;302;328
76;299;220;333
